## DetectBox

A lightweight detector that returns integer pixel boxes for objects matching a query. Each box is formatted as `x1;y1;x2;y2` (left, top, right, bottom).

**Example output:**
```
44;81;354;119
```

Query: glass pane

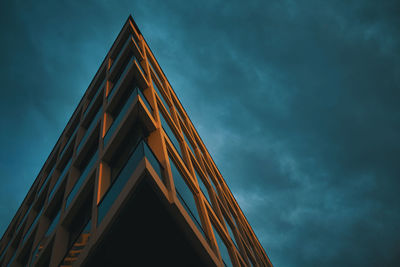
224;217;238;250
60;220;91;266
152;80;168;111
83;81;103;118
6;249;16;267
194;168;211;204
76;108;102;153
66;151;98;209
59;126;78;159
160;113;182;158
143;142;163;182
137;88;152;114
0;238;11;260
135;57;146;76
29;243;40;267
38;165;56;197
49;158;71;200
104;88;137;146
183;130;196;157
108;57;134;100
45;211;60;237
15;204;33;234
169;158;204;237
149;61;162;84
110;36;132;73
98;142;144;224
23;208;43;244
212;224;233;267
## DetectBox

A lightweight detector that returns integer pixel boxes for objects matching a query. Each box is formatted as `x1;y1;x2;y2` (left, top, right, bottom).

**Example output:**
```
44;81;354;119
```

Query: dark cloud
1;0;400;266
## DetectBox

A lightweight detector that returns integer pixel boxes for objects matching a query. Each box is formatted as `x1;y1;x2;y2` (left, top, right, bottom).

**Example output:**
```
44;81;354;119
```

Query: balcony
66;151;98;209
104;87;152;146
97;140;163;225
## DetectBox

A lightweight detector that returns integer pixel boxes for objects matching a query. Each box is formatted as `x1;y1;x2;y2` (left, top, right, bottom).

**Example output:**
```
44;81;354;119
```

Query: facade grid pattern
0;16;272;267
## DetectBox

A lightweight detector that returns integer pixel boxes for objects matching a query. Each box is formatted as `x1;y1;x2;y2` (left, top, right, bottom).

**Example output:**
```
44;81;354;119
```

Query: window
160;112;182;158
66;147;98;209
212;223;233;267
169;156;205;237
193;165;212;204
152;80;169;111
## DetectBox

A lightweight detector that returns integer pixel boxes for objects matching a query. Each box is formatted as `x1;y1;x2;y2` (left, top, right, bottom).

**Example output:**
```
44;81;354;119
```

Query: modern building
0;16;272;267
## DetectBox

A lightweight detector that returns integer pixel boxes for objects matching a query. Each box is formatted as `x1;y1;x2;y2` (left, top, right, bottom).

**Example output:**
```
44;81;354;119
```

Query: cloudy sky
1;0;400;266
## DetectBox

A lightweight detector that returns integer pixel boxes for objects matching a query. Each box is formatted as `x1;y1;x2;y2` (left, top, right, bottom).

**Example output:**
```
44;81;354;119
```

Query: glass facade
98;140;163;224
169;157;205;238
104;87;152;146
108;57;134;100
160;113;182;158
66;151;98;209
0;17;270;267
212;224;233;267
49;158;71;201
45;211;60;237
152;80;169;111
76;108;102;154
23;208;43;244
38;164;56;197
194;167;212;204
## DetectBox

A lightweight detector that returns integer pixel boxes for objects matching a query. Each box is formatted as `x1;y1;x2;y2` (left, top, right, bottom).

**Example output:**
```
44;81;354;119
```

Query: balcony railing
76;108;102;154
37;165;56;197
65;151;98;209
83;79;104;119
22;208;43;244
104;87;152;146
48;158;72;201
97;140;163;224
110;35;132;74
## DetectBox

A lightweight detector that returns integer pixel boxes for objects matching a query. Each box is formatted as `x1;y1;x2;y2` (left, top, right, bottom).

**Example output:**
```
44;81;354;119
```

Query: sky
1;0;400;266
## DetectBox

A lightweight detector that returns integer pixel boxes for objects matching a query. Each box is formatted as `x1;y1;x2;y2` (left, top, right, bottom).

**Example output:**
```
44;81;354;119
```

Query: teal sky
1;0;400;266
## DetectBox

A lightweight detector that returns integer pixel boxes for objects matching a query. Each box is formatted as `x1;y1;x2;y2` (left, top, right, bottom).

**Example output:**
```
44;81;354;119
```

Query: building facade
0;16;272;267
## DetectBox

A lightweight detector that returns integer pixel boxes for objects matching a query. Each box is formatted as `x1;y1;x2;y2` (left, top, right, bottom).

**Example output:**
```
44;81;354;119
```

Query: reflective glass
212;224;233;267
15;205;33;234
29;243;40;267
104;88;137;146
6;250;16;267
135;58;146;76
66;151;98;209
224;217;238;249
183;130;196;157
110;36;132;73
59;126;78;159
108;57;134;100
195;168;211;204
152;80;168;111
149;61;162;84
38;165;56;196
143;142;163;182
160;114;182;157
23;208;43;244
76;108;102;153
83;81;103;118
45;211;60;237
98;142;144;224
60;220;91;266
0;238;11;261
169;158;204;237
49;158;71;201
137;88;152;113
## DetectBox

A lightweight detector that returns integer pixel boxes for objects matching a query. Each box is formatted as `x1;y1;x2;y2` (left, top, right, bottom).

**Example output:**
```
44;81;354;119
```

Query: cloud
0;0;399;266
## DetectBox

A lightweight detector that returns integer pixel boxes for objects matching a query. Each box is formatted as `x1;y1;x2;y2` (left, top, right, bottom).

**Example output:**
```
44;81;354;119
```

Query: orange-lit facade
0;16;272;267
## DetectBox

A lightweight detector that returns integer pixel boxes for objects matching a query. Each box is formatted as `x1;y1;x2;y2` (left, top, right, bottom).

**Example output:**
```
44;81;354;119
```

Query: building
0;16;272;267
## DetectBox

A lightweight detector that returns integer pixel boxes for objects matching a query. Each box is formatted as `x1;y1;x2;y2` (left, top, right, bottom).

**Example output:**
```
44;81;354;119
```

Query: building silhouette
0;16;272;267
